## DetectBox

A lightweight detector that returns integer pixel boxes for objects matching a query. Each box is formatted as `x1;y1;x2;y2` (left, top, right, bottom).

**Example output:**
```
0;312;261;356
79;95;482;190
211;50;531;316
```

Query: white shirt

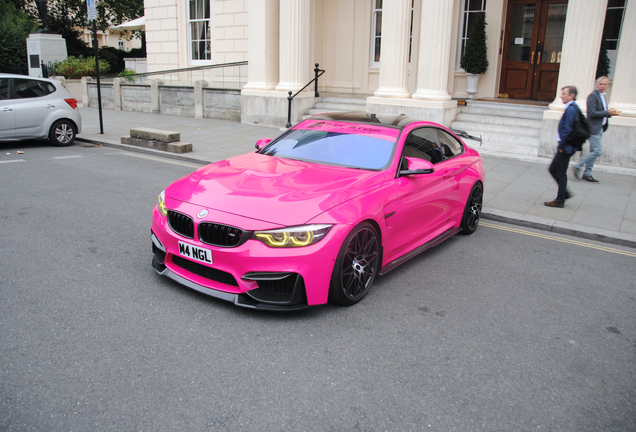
600;91;608;126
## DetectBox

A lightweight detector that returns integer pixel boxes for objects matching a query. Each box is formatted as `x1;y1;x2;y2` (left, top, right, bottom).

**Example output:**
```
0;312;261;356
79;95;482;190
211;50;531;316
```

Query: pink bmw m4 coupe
151;112;485;310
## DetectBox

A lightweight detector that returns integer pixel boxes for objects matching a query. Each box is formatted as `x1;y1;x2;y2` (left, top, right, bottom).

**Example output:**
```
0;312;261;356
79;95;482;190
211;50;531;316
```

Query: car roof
0;73;57;82
306;112;423;130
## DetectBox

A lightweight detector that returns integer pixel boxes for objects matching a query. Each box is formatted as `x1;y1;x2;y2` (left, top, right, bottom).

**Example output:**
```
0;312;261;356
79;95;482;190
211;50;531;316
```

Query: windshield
261;129;397;170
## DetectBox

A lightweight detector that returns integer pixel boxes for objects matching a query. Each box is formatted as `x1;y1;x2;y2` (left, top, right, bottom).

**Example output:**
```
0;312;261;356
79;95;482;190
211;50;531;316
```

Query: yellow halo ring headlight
157;190;168;217
253;224;331;248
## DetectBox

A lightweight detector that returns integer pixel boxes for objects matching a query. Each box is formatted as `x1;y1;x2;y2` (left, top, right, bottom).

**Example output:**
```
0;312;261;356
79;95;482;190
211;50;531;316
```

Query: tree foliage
0;0;38;73
596;39;611;79
24;0;144;57
460;12;489;75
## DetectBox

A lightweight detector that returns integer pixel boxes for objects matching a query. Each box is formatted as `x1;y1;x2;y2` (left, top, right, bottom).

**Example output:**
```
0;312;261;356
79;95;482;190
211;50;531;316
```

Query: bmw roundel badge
197;209;208;218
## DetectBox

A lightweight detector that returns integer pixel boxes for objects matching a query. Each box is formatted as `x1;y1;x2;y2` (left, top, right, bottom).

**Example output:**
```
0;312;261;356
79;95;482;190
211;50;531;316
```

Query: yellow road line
480;221;636;257
123;152;200;168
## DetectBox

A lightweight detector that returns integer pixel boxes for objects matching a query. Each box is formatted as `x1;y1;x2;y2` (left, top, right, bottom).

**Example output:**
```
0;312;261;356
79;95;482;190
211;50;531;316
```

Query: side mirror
399;157;434;176
255;138;272;150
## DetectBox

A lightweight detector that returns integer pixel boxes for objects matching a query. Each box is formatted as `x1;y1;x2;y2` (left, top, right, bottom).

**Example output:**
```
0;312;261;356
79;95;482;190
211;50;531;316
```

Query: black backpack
568;104;591;150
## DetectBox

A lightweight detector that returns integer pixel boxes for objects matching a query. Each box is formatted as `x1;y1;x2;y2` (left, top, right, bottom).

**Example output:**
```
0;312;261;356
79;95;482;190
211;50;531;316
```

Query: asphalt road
1;141;635;431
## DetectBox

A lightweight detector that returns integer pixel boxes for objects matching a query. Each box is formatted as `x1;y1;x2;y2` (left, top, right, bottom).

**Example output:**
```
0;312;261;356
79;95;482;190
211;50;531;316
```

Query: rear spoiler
451;129;482;146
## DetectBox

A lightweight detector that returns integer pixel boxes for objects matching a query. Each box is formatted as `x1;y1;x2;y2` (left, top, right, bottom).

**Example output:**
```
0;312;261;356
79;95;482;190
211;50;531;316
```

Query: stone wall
85;79;241;121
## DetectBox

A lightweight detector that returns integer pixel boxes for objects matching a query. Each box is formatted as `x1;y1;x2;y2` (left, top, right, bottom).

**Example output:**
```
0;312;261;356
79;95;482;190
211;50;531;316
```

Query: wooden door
499;0;568;100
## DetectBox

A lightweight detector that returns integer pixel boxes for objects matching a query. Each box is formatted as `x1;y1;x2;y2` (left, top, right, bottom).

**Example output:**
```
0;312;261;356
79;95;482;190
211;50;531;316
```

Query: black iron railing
286;63;325;128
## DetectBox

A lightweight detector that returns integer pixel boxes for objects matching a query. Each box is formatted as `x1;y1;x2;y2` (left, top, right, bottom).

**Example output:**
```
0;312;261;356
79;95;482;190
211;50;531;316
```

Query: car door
12;78;57;139
434;128;467;222
385;126;457;256
0;77;15;139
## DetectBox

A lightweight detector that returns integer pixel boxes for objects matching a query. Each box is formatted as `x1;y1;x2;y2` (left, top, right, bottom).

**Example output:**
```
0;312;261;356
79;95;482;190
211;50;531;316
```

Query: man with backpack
545;86;581;208
571;76;617;183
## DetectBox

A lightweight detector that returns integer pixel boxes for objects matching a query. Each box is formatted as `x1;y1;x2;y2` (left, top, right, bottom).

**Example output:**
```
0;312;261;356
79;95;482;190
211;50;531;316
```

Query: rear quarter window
14;79;56;99
0;78;10;100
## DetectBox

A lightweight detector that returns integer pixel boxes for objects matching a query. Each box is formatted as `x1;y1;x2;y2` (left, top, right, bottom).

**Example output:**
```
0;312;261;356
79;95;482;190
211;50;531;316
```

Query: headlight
157;190;168;216
253;224;332;248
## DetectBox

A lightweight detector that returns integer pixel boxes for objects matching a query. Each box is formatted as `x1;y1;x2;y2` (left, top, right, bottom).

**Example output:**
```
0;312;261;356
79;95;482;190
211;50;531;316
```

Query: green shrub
460;12;489;75
54;56;110;79
596;39;611;79
99;45;125;74
118;68;137;81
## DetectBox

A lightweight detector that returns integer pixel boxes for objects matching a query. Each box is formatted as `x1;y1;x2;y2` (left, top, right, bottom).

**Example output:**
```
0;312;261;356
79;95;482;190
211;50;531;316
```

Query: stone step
460;105;545;120
456;112;543;129
451;121;541;138
318;96;367;105
121;136;192;153
315;102;367;111
130;127;180;143
466;100;548;112
477;143;540;157
455;127;540;146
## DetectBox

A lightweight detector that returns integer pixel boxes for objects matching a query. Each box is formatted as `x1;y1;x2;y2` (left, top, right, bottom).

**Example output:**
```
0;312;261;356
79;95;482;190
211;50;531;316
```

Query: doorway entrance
499;0;568;100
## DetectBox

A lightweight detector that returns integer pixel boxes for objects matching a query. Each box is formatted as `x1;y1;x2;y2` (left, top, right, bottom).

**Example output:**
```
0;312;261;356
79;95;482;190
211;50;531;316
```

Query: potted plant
460;12;488;98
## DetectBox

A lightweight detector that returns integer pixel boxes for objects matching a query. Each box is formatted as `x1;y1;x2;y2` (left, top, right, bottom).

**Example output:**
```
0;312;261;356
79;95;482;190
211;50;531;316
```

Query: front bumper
151;204;349;310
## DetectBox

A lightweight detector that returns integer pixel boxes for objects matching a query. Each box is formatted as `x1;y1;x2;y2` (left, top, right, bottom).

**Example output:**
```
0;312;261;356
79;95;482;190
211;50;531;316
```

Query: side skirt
379;227;461;275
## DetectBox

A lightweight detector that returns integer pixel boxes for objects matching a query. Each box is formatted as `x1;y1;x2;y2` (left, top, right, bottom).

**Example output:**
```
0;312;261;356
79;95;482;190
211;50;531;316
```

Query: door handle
2;107;13;112
46;104;56;109
442;170;453;179
530;51;534;63
536;52;541;64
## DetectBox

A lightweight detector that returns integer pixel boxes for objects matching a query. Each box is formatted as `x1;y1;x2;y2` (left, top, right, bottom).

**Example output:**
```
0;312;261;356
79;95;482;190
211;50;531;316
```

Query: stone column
548;0;608;111
373;0;411;98
242;0;279;90
81;76;92;107
411;0;453;101
151;79;160;114
194;80;208;119
113;77;122;110
609;0;636;117
275;0;311;92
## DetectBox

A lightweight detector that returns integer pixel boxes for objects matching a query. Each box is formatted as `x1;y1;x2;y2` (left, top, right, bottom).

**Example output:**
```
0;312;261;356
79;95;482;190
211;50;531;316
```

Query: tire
460;182;483;235
329;222;380;306
49;120;76;146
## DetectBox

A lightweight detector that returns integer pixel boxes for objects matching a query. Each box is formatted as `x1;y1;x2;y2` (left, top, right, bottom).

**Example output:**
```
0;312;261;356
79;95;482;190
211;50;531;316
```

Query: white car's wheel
49;120;76;146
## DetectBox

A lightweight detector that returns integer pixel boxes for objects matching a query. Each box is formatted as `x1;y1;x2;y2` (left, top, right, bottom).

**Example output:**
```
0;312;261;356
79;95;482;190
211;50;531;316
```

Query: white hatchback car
0;73;82;146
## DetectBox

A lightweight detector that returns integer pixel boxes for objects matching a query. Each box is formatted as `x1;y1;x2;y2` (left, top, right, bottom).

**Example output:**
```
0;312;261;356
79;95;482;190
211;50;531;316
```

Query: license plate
178;241;213;264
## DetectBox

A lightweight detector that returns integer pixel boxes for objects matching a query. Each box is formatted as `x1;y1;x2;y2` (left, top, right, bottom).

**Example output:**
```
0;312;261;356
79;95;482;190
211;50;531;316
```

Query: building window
602;0;625;78
118;41;125;50
371;0;382;66
188;0;211;62
370;0;413;67
457;0;487;69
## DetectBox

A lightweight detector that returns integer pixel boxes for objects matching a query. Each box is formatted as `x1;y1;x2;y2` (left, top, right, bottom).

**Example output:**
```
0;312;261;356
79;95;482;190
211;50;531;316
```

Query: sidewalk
77;106;636;248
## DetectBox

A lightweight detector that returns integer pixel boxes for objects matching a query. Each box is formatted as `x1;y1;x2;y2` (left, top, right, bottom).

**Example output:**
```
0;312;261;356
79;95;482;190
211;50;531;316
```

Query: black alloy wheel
329;222;380;305
49;119;76;146
460;182;483;235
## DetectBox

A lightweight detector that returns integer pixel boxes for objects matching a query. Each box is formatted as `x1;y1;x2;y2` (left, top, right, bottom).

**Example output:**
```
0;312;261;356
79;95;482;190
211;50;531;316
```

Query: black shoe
582;175;599;183
565;191;573;200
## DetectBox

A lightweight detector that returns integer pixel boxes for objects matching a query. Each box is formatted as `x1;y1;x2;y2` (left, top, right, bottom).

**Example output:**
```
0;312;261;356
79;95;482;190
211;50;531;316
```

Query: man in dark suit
571;76;617;183
545;86;579;208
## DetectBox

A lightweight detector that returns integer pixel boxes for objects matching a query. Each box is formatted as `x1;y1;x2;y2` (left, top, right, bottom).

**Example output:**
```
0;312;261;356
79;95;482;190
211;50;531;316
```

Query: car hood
166;152;387;226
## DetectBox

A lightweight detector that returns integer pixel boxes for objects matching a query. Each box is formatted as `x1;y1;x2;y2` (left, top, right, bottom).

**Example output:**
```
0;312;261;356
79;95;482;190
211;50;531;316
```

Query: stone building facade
140;0;636;167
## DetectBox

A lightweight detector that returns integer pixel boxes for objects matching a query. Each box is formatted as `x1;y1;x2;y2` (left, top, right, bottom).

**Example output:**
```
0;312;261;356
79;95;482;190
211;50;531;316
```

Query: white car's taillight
64;98;78;109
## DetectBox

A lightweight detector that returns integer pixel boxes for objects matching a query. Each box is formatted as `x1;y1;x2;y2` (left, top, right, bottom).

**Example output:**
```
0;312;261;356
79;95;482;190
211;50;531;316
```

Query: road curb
482;208;636;249
76;137;210;166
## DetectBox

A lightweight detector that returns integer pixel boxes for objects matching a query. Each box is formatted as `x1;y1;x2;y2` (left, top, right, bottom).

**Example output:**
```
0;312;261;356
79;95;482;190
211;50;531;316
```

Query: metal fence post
314;63;320;97
286;91;293;128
